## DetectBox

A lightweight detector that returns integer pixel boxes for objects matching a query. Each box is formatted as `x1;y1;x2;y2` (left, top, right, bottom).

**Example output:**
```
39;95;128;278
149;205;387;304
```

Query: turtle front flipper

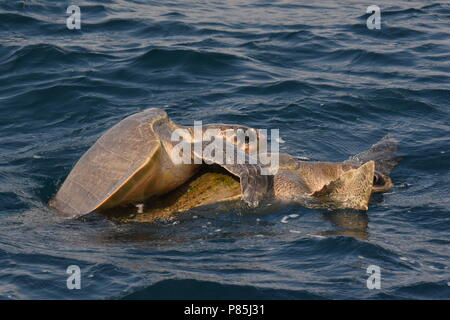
311;161;375;211
220;161;268;207
191;140;269;207
344;135;400;193
344;135;400;176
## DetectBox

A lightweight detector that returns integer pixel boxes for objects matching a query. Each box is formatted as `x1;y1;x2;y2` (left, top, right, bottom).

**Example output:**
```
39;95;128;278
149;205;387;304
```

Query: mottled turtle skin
118;158;376;223
114;136;398;222
50;108;262;218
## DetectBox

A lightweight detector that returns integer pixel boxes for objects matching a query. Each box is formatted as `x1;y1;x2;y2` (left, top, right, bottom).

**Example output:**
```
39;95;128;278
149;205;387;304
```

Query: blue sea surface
0;0;449;299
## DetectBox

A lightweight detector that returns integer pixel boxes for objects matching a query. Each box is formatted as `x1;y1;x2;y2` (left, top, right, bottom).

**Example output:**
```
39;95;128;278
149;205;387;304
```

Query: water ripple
0;0;449;300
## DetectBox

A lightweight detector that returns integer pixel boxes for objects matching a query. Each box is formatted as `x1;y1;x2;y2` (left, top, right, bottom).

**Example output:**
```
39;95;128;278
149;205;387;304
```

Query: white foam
281;214;299;223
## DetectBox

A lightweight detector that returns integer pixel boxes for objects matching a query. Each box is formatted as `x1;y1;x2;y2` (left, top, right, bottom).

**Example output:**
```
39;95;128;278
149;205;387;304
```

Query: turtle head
202;124;263;155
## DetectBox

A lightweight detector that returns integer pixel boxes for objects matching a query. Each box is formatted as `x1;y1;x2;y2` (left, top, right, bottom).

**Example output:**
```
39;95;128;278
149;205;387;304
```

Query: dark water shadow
321;210;369;240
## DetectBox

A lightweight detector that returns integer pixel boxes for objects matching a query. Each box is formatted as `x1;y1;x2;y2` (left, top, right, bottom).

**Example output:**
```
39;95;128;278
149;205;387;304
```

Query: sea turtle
50;108;267;218
109;135;399;222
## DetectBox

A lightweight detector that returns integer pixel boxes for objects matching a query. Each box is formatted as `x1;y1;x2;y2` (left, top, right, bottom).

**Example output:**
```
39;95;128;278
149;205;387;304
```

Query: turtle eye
244;136;250;144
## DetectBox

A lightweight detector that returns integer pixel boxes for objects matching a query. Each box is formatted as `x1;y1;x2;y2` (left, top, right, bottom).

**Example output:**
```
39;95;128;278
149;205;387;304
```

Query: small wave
0;43;115;76
320;48;414;67
236;80;317;95
0;12;44;27
119;278;325;299
136;20;198;38
161;11;187;18
83;18;148;33
421;3;446;10
388;280;450;299
129;48;244;74
343;23;426;40
375;7;425;17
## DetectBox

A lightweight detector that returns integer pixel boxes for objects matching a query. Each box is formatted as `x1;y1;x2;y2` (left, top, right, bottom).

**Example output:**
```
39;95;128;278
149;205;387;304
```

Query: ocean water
0;0;449;300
